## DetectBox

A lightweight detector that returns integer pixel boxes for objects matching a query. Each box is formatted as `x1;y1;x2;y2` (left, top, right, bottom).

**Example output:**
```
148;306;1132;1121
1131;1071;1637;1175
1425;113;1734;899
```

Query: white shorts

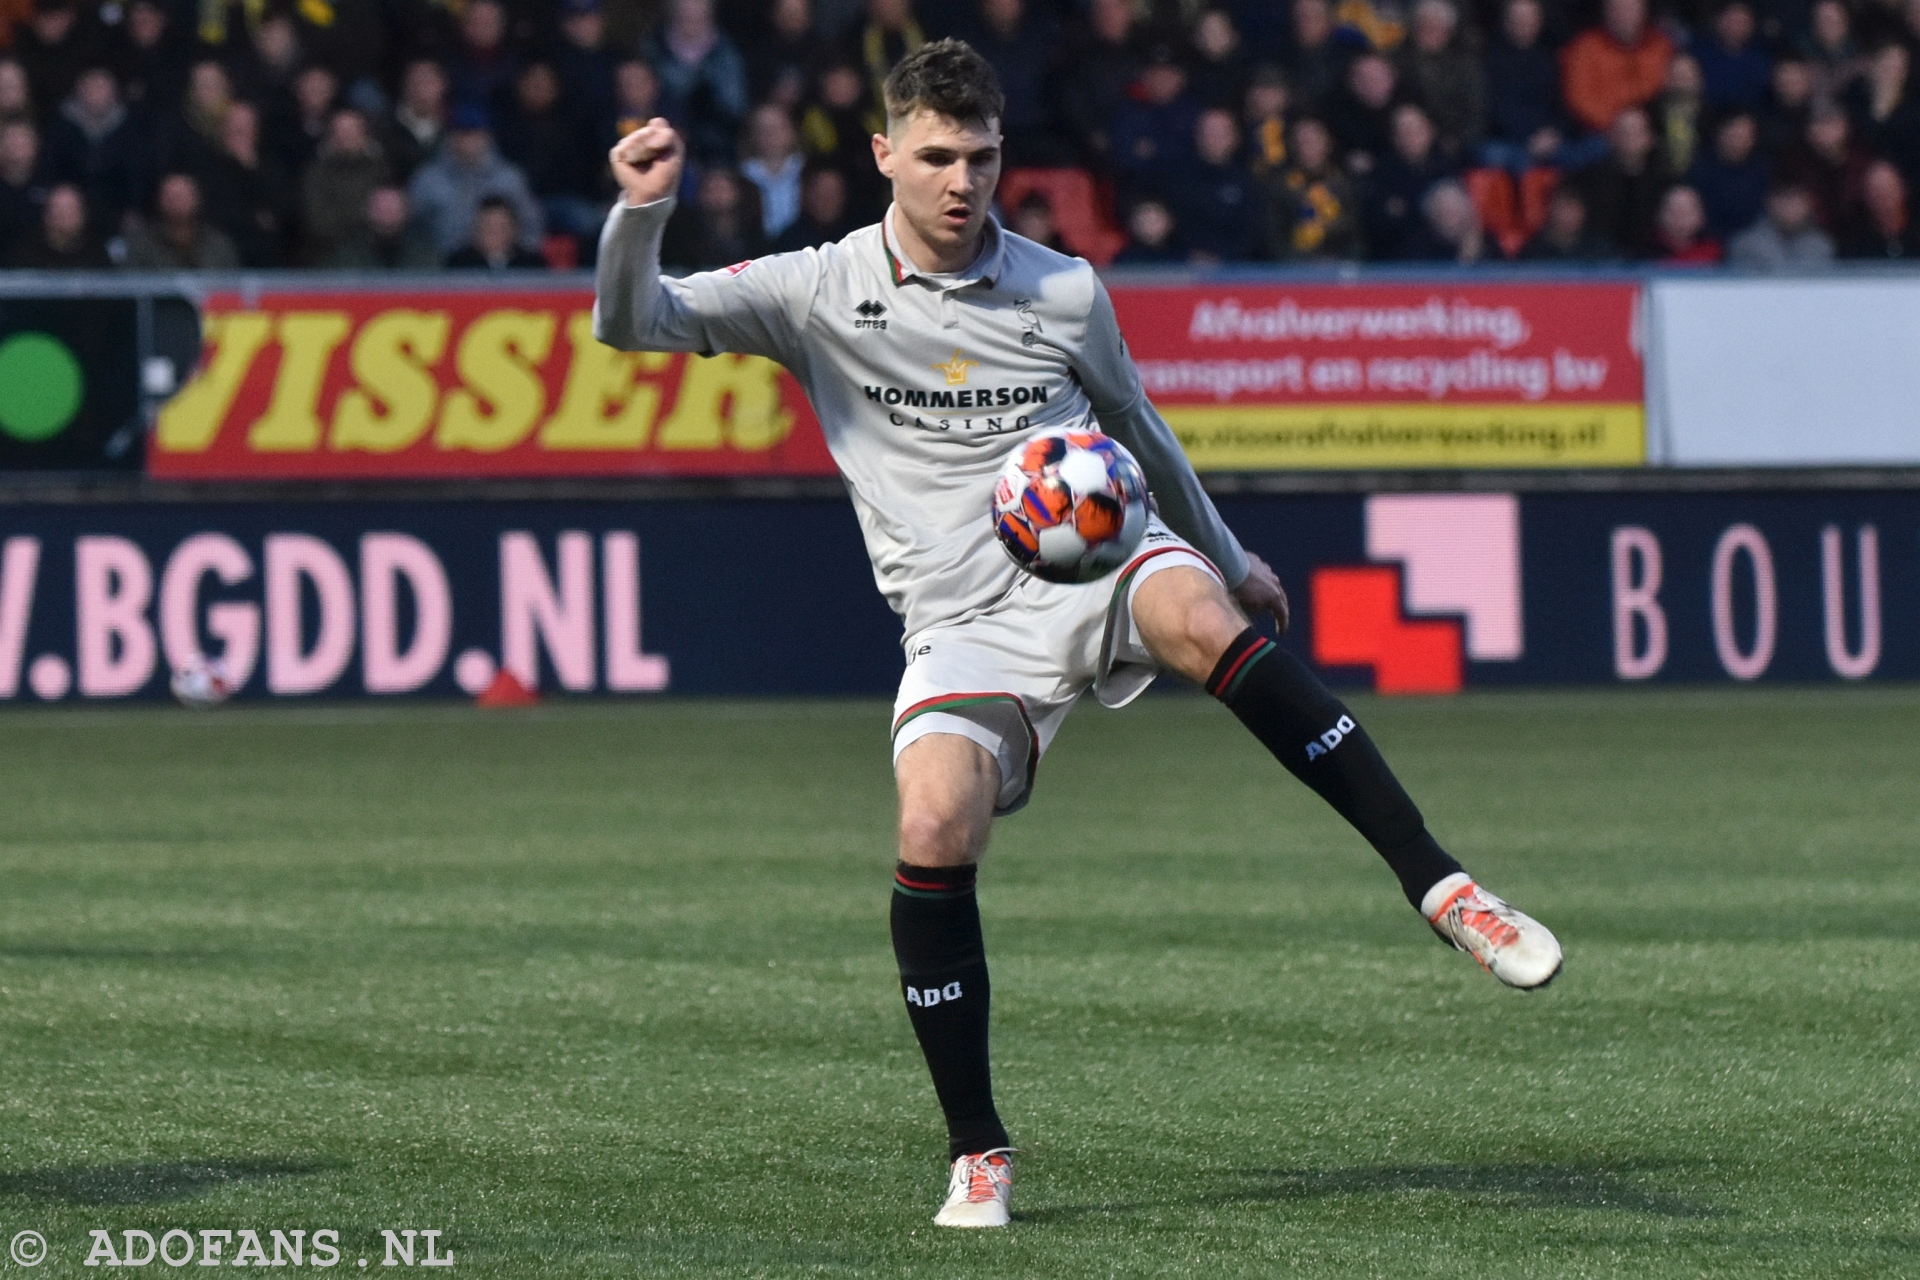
891;519;1221;815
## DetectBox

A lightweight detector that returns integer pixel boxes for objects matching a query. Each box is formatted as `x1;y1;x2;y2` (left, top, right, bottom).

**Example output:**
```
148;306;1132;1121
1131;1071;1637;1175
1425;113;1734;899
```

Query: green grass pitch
1;687;1916;1278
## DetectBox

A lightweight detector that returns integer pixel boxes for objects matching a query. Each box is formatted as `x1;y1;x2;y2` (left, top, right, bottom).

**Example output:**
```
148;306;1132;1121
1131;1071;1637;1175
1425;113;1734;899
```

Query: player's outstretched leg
892;734;1015;1226
1204;626;1562;989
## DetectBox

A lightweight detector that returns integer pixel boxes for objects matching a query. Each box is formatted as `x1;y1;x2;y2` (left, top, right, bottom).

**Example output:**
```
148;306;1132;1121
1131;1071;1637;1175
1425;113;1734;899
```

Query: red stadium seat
1518;167;1561;241
997;168;1127;266
541;234;579;271
1464;168;1522;258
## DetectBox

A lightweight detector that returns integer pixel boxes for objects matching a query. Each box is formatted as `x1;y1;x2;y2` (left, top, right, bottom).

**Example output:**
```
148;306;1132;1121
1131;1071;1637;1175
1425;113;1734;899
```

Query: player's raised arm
1069;277;1262;587
593;118;820;364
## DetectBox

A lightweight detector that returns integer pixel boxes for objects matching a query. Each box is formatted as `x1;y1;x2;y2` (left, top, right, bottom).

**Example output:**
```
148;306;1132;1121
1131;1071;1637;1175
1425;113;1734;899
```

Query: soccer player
596;40;1562;1230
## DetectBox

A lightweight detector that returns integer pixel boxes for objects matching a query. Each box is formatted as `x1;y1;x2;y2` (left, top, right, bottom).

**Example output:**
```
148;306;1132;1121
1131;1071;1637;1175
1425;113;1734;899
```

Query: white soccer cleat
933;1148;1014;1228
1422;872;1562;990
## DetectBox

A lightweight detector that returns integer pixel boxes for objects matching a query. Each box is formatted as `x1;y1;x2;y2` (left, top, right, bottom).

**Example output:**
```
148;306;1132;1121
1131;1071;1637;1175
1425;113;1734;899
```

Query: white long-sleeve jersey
594;198;1250;640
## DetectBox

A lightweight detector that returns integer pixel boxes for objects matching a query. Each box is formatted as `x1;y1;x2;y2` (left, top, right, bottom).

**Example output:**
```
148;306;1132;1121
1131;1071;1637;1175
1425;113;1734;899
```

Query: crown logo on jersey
932;350;978;386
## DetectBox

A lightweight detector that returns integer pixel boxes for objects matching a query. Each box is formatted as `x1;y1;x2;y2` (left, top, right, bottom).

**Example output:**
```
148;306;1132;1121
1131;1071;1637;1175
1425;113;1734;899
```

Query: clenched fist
609;118;685;209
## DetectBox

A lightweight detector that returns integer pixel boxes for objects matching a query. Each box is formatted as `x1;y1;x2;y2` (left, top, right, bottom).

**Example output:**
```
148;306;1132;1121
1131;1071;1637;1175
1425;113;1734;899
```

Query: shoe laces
957;1148;1014;1203
1447;887;1521;949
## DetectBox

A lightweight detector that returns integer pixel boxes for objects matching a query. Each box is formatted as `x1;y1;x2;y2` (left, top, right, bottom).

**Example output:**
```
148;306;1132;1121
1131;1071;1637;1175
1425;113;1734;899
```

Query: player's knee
1136;569;1248;682
898;805;983;868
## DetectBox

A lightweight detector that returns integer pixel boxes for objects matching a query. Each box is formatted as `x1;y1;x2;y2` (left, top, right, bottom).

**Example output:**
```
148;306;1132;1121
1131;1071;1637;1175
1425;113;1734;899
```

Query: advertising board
1110;281;1645;469
2;489;1911;703
146;280;1646;480
1652;278;1920;466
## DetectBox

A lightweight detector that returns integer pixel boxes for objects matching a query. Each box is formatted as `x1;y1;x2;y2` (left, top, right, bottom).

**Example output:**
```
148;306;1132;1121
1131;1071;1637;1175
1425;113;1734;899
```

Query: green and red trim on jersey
892;691;1041;799
1206;630;1279;700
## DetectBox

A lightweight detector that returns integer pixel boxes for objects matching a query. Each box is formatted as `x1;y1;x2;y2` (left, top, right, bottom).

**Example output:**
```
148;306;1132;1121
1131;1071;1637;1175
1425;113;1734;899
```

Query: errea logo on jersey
854;300;888;329
1304;715;1357;761
906;981;964;1007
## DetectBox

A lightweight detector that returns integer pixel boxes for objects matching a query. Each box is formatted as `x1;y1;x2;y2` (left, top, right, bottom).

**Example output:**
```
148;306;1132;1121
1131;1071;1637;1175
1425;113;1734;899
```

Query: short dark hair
882;38;1004;131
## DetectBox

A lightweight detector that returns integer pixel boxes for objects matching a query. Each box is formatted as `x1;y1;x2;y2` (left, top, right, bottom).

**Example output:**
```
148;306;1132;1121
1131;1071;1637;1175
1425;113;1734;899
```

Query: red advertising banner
149;280;1643;479
150;290;837;479
1107;281;1643;468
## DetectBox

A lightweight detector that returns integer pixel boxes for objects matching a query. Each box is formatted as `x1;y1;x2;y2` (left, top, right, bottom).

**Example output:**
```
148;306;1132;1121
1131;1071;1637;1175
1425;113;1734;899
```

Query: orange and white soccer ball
992;427;1148;583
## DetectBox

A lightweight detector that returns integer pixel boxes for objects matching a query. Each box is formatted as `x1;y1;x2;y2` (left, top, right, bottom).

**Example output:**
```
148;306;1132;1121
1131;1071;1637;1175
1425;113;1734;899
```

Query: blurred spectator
226;12;302;114
740;103;805;238
1283;0;1344;112
447;0;521;111
555;0;620;131
1328;54;1399;173
196;100;294;267
1840;159;1920;258
1008;190;1064;250
1169;107;1263;261
322;185;439;269
122;172;240;269
1243;71;1291;184
0;117;47;255
280;65;340;178
1687;109;1770;236
44;66;145;236
386;60;449;180
170;59;235;171
1799;0;1859;102
1653;55;1704;176
1057;0;1144;165
1782;99;1871;232
1401;0;1483;158
1653;184;1722;263
1481;0;1572;172
15;0;96;119
1273;115;1361;259
661;165;767;266
1727;180;1835;267
796;62;886;217
1401;179;1489;261
1696;1;1771;114
1190;10;1252;111
293;0;386;93
1856;45;1920;182
497;62;599;238
1519;185;1614;260
960;0;1063;164
1110;48;1200;198
1571;107;1671;257
1760;56;1814;159
611;58;664;142
853;0;923;121
1560;0;1674;134
407;103;543;258
0;58;31;122
6;181;107;266
304;107;392;265
1112;197;1185;263
744;0;829;110
115;0;188;115
445;194;546;268
1364;102;1454;258
772;162;856;249
646;0;751;164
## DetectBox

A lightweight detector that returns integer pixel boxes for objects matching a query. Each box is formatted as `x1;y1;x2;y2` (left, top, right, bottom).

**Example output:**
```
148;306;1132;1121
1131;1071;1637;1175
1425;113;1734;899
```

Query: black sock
890;861;1009;1160
1207;627;1463;908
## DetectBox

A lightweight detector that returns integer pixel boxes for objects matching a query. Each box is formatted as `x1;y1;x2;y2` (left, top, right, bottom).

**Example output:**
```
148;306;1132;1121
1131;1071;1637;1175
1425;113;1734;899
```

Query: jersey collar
881;205;1005;290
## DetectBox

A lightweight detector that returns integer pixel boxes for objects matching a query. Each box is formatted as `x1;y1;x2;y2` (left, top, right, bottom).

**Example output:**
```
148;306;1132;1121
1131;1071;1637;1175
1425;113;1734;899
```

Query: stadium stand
3;0;1920;271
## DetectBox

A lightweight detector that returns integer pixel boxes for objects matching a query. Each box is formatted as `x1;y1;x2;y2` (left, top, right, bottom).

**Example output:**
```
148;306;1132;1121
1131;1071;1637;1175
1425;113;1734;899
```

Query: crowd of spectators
3;0;1920;270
